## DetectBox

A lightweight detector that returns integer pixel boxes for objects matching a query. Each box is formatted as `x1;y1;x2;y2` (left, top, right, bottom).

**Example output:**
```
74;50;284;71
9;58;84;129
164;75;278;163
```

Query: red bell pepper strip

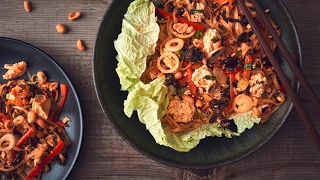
182;61;190;69
244;54;253;64
0;112;9;122
191;62;202;69
16;126;35;148
10;126;36;160
52;84;68;122
189;80;197;97
179;67;197;96
156;8;205;31
26;139;65;180
178;61;190;87
186;68;197;97
178;75;188;87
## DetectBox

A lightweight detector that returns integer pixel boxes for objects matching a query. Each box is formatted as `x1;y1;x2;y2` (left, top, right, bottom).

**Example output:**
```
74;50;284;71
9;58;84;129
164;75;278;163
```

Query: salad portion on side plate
0;37;82;180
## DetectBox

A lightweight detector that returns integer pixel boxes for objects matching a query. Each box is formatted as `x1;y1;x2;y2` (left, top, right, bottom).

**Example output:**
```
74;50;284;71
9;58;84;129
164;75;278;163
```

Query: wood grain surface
1;0;320;179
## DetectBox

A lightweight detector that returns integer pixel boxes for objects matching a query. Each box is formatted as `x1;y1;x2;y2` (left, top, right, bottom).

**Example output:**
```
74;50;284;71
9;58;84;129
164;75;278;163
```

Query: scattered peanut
49;82;59;91
36;71;47;82
173;71;182;80
24;1;32;12
195;99;203;108
173;23;188;34
186;26;195;34
27;110;36;123
22;2;87;50
68;12;81;21
56;24;68;34
77;40;86;51
182;94;194;104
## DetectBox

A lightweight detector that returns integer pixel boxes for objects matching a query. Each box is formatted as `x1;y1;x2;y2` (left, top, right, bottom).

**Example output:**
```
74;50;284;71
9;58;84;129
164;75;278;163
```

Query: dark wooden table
1;0;320;179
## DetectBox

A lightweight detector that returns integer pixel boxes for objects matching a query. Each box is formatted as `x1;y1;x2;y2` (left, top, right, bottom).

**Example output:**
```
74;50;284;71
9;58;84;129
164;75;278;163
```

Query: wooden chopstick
250;0;320;117
236;0;320;151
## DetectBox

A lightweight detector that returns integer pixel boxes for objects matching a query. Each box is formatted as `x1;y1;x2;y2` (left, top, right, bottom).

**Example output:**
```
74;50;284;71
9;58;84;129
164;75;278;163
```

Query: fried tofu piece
32;95;52;119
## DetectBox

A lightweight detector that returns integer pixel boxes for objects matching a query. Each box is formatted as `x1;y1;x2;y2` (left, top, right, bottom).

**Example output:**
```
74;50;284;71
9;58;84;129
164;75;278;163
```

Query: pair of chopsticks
236;0;320;151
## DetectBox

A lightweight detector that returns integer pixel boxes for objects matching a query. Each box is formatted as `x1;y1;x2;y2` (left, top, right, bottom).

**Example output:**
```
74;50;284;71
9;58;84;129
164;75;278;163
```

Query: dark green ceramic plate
93;0;301;169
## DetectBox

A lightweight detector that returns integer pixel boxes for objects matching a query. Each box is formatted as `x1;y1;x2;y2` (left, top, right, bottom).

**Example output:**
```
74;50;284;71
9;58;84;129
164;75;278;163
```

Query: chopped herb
190;9;205;14
204;75;216;80
244;63;254;68
258;81;264;85
14;113;19;118
195;30;203;39
175;50;184;60
196;108;205;119
211;37;220;43
236;49;242;58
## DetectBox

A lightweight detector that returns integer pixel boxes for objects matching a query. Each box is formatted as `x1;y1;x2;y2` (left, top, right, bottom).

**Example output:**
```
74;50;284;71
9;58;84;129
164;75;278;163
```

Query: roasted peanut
27;110;36;123
186;26;195;34
182;94;194;104
195;99;203;107
37;71;47;82
56;24;68;34
173;71;182;80
24;1;32;12
68;12;81;21
77;40;86;51
49;82;59;91
173;23;188;34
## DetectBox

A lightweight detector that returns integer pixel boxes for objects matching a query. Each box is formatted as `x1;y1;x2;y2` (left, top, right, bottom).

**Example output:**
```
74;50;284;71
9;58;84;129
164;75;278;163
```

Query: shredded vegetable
0;61;70;179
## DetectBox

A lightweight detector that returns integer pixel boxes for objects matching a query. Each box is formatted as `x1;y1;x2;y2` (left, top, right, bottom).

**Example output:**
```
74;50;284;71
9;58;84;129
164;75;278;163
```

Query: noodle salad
0;61;70;179
114;0;286;152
